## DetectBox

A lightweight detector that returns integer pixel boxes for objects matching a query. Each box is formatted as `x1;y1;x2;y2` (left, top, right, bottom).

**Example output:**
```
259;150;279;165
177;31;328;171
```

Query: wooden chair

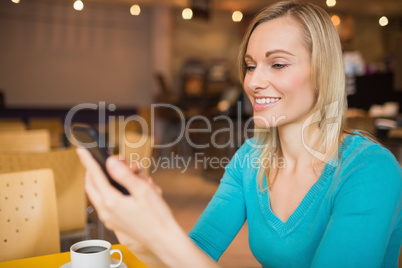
28;117;64;149
0;169;60;261
0;121;26;132
97;120;153;166
87;127;153;239
0;147;87;237
96;118;143;153
0;118;24;123
121;131;153;175
345;116;376;135
0;129;51;153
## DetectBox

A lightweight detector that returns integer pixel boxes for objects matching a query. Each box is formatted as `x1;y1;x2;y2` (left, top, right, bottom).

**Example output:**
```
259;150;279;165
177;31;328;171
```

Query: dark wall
347;72;402;112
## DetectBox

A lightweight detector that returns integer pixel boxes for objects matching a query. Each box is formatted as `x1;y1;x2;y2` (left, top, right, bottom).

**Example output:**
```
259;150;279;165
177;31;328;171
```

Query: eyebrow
244;49;295;60
265;49;295;58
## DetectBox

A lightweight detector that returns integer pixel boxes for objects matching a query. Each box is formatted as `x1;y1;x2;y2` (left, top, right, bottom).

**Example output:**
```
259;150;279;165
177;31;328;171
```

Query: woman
77;1;402;267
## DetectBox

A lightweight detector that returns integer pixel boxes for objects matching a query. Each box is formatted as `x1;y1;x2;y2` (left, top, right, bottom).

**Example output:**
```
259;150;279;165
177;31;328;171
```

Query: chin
252;113;287;129
253;119;278;130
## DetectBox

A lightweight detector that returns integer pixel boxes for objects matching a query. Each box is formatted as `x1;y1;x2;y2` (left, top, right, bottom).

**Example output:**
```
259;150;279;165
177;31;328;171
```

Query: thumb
106;156;145;193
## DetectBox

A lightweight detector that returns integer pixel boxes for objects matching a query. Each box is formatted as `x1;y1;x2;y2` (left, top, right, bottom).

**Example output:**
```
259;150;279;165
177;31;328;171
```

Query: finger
76;148;122;198
112;155;147;179
76;148;108;192
85;173;119;232
130;162;147;177
83;171;114;227
84;171;103;210
106;156;150;196
146;177;163;195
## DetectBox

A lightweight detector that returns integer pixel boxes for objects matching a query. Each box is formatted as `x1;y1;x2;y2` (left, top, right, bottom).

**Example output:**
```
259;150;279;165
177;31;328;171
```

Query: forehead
247;16;307;56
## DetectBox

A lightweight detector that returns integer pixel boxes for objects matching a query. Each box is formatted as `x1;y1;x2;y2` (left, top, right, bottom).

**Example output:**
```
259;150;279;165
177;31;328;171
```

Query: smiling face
244;16;316;129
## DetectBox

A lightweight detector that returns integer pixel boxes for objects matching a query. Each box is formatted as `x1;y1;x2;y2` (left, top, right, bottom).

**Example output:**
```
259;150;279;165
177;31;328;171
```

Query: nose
246;68;270;92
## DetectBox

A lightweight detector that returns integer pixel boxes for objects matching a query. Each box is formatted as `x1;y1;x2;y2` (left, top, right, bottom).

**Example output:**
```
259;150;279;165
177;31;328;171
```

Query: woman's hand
121;156;162;196
77;148;220;268
77;148;174;247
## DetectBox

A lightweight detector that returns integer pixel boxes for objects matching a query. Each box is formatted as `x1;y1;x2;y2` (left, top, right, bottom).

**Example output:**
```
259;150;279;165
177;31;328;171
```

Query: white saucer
59;258;127;268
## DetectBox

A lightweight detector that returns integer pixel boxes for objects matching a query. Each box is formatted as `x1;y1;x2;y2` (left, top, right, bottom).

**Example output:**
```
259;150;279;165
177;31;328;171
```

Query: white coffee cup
70;239;123;268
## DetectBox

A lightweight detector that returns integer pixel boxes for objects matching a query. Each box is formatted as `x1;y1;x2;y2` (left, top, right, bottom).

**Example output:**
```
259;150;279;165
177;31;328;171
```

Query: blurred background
0;0;402;267
0;0;401;110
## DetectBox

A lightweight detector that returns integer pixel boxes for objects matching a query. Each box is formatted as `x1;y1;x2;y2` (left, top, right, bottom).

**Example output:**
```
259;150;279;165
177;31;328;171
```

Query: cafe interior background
0;0;402;267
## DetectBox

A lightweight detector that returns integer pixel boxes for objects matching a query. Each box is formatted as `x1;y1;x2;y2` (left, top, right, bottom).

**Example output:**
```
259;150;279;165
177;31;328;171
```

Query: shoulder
237;138;260;153
228;138;260;163
223;138;260;177
333;132;402;198
340;132;400;170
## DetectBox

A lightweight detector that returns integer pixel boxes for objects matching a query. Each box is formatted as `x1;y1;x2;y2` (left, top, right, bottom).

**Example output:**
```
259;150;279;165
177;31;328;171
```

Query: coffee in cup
70;239;123;268
75;246;107;254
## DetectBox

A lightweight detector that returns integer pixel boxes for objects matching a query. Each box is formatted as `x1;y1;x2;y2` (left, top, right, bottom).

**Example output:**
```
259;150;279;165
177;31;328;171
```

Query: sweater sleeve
188;145;248;261
312;146;402;268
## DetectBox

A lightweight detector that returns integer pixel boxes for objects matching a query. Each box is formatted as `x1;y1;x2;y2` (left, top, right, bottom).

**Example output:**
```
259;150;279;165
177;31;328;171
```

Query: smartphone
72;124;130;195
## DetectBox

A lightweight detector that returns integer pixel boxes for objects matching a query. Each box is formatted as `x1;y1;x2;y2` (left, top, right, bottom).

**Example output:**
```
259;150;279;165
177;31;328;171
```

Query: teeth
255;98;280;104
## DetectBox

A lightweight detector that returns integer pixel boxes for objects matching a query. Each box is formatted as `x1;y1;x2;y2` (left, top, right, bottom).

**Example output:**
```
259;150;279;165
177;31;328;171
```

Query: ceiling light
379;16;388;26
11;0;20;3
73;0;84;11
331;15;340;26
182;8;193;20
130;4;141;16
232;11;243;22
326;0;336;7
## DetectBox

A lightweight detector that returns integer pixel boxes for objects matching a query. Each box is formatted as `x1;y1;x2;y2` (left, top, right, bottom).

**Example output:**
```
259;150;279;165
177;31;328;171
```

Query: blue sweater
189;133;402;267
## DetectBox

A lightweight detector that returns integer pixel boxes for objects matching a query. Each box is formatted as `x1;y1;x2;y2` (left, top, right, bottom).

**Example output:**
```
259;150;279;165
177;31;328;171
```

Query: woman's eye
246;66;256;72
272;64;287;69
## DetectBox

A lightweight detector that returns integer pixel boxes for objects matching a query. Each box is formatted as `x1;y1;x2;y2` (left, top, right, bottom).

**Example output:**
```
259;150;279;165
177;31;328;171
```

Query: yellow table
0;244;148;268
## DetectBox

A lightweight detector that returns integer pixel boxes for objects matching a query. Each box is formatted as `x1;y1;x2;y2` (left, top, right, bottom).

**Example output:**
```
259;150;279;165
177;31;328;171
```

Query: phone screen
72;124;130;195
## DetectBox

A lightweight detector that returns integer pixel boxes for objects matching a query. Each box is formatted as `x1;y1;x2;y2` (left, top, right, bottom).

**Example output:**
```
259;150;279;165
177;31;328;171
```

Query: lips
253;97;281;111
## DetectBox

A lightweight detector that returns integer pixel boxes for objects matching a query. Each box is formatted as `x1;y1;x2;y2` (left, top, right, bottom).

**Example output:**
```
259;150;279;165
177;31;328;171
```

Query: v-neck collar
256;133;353;236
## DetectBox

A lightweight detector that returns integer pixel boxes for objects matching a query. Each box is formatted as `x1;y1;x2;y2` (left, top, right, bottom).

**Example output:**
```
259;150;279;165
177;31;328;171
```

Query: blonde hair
238;1;347;190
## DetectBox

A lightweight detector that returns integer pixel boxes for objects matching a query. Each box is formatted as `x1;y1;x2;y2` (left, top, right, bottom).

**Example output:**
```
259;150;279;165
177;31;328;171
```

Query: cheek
243;80;253;99
243;76;251;92
282;72;313;98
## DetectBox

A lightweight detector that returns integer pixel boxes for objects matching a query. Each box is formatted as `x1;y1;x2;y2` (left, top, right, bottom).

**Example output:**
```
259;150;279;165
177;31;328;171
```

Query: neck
277;122;321;170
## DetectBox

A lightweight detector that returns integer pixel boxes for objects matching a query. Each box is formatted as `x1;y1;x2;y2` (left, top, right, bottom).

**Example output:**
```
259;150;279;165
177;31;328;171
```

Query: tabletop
0;244;148;268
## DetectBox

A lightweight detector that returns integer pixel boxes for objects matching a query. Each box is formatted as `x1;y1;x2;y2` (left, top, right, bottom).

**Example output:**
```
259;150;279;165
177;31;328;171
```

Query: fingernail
107;156;119;168
107;157;124;174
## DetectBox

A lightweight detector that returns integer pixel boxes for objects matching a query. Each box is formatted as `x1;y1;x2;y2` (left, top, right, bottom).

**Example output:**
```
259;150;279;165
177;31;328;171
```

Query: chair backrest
0;121;26;132
95;119;145;155
0;129;51;153
346;116;376;135
103;119;143;148
0;169;60;261
0;147;86;233
28;117;64;149
120;131;153;175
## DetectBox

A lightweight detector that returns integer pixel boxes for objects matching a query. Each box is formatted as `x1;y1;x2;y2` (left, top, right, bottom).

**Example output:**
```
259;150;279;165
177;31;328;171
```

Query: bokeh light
232;11;243;22
73;0;84;11
379;16;388;26
182;8;193;20
130;4;141;16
